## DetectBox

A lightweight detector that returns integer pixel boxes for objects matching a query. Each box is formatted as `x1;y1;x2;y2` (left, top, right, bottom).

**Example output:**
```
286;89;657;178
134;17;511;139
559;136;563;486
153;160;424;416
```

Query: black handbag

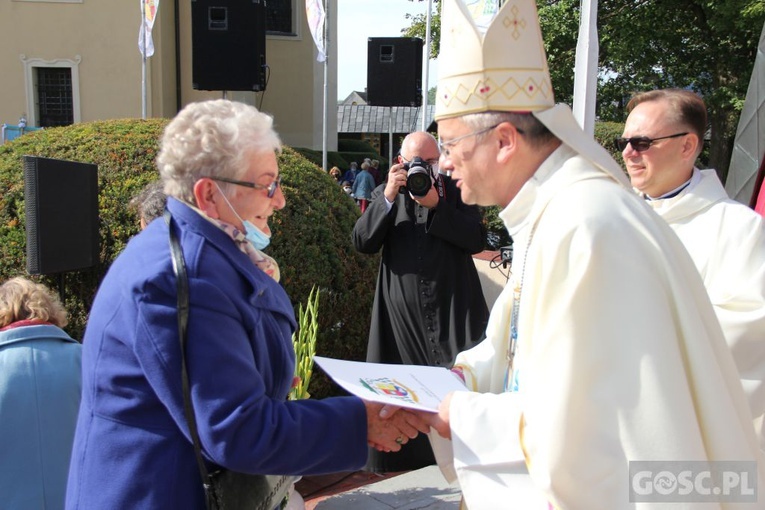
165;210;295;510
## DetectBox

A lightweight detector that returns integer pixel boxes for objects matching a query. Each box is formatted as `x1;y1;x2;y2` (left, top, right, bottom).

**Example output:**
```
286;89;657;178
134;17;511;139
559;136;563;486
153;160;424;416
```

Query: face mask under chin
214;183;272;250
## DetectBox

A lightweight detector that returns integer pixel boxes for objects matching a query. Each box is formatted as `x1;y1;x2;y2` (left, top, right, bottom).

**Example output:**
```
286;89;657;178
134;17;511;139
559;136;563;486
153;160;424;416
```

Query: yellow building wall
0;1;337;152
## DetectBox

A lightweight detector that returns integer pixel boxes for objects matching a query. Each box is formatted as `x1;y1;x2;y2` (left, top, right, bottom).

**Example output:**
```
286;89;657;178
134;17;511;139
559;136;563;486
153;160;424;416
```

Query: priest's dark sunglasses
203;175;282;198
614;132;688;152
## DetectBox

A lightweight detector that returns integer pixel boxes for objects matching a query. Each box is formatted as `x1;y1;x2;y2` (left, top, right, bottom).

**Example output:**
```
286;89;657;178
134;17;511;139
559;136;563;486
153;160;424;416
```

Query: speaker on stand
191;0;267;92
366;37;423;107
24;156;100;300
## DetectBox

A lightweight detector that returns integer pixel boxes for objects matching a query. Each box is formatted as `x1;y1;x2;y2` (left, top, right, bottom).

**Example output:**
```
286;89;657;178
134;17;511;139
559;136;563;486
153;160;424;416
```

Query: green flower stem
290;286;319;401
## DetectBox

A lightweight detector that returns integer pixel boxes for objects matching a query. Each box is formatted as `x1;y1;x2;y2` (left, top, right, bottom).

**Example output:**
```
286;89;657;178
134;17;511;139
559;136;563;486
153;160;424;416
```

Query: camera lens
407;167;431;197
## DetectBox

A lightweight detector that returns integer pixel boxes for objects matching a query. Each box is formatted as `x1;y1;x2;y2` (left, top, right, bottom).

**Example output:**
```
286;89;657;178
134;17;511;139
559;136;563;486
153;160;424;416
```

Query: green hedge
291;147;349;171
594;121;627;172
0;119;379;399
338;139;377;153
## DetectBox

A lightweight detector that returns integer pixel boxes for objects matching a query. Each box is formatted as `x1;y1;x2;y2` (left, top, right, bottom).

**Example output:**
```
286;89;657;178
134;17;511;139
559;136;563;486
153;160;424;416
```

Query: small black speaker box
24;156;99;275
192;0;267;91
367;37;423;107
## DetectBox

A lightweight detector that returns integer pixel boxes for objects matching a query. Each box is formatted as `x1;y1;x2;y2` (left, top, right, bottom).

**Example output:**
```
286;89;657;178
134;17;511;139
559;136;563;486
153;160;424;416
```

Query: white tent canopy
725;21;765;205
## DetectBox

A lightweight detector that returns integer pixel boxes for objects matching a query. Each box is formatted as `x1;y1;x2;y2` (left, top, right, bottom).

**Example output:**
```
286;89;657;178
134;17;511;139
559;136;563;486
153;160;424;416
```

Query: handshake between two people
363;393;454;452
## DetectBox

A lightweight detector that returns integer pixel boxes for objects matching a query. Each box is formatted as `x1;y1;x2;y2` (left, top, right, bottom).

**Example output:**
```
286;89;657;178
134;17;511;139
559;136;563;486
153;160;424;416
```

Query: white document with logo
313;356;468;412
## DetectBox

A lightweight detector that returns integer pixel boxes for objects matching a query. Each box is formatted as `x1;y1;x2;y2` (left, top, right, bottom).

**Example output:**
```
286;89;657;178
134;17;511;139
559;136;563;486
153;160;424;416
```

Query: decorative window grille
36;67;74;127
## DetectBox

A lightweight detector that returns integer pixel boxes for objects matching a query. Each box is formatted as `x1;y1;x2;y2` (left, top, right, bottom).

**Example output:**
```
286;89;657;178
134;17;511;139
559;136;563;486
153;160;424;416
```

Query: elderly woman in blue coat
65;99;426;510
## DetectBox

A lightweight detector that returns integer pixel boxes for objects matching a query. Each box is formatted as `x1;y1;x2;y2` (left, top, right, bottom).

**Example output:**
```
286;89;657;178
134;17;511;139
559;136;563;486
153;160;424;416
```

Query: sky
335;0;439;100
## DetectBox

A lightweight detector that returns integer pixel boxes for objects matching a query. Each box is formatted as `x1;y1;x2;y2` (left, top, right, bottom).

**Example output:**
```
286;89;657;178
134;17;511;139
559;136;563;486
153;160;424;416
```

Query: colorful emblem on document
360;377;420;405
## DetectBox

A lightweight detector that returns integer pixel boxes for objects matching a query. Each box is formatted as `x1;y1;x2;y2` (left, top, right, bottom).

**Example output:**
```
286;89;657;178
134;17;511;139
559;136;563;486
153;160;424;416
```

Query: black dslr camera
398;156;432;198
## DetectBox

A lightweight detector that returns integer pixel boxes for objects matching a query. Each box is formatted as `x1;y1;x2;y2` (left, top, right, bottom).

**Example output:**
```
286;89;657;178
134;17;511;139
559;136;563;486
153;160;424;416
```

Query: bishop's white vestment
430;146;764;509
646;168;765;450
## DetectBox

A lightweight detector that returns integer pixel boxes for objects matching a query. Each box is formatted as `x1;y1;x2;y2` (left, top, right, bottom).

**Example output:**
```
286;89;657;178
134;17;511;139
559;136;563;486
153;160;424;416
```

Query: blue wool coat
66;198;367;509
0;324;81;510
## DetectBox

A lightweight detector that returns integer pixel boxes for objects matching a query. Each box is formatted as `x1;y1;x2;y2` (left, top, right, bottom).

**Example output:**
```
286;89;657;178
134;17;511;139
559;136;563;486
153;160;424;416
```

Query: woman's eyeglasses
614;132;688;152
203;175;282;198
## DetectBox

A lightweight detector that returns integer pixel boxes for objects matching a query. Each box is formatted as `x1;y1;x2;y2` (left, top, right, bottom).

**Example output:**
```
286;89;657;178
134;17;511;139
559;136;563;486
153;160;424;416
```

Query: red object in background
750;153;765;216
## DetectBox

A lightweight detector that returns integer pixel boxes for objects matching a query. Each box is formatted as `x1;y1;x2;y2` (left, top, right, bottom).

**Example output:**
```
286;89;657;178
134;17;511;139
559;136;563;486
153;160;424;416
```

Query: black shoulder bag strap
164;209;218;508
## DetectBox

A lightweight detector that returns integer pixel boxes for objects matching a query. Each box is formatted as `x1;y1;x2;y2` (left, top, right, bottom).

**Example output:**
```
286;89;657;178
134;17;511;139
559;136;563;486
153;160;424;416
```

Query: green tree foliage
405;0;765;181
403;0;441;58
597;0;764;180
0;120;378;399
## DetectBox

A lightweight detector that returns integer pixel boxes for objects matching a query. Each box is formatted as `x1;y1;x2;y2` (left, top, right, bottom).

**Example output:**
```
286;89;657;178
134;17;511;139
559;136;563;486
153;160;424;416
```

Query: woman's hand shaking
363;401;431;452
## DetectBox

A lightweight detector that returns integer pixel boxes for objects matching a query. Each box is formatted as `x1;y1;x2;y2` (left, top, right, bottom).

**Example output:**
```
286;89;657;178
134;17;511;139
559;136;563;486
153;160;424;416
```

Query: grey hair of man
461;111;557;149
129;179;167;227
156;99;282;205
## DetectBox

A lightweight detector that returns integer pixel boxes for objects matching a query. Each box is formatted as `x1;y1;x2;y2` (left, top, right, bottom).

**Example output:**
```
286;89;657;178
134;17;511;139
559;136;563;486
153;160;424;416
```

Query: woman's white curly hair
157;99;282;204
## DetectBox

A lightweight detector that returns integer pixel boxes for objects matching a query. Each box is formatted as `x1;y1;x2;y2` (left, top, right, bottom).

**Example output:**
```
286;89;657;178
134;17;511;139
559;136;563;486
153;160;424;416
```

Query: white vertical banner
306;0;327;62
421;0;433;131
139;0;160;58
572;0;598;134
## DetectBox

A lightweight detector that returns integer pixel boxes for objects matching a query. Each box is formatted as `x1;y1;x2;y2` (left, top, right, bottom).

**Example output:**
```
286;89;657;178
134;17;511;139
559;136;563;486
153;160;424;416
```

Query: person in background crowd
414;1;765;508
342;162;359;185
129;179;167;229
621;87;765;448
0;277;81;510
368;159;382;186
351;161;376;212
329;166;342;182
353;130;489;473
65;99;427;510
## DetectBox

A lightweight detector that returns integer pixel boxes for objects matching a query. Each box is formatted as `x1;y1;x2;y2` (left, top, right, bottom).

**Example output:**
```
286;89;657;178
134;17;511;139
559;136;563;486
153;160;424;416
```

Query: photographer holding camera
353;131;490;473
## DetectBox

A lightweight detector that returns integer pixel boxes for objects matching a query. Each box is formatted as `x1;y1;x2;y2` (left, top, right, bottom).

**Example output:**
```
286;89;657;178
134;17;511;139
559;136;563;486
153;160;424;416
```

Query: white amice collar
499;145;576;238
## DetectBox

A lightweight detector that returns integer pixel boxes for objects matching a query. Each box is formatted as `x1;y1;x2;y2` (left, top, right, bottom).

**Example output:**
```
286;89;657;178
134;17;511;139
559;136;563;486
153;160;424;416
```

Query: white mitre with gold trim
435;0;553;121
436;0;631;188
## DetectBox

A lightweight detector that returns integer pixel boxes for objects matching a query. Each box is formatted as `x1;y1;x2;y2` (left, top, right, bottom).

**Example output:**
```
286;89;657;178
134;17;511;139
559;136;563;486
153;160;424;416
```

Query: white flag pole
141;0;147;119
306;0;328;169
420;0;433;132
572;0;598;134
322;0;329;171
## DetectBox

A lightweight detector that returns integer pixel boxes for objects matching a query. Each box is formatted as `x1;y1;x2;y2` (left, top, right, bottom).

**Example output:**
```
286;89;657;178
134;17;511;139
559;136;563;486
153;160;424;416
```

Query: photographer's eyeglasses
203;175;282;198
400;155;440;168
614;132;688;153
438;124;501;157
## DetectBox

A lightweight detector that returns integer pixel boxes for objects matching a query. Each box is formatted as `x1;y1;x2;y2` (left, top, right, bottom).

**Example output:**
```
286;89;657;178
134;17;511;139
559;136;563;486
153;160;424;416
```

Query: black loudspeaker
367;37;423;107
24;156;99;275
192;0;267;91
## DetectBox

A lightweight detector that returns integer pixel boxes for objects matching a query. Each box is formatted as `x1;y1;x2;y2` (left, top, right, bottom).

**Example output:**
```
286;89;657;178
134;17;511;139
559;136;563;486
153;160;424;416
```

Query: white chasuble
431;147;765;509
647;168;765;450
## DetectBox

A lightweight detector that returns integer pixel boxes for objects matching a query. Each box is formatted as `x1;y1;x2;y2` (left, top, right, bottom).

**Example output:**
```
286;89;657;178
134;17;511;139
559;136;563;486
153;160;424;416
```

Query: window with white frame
20;55;81;128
